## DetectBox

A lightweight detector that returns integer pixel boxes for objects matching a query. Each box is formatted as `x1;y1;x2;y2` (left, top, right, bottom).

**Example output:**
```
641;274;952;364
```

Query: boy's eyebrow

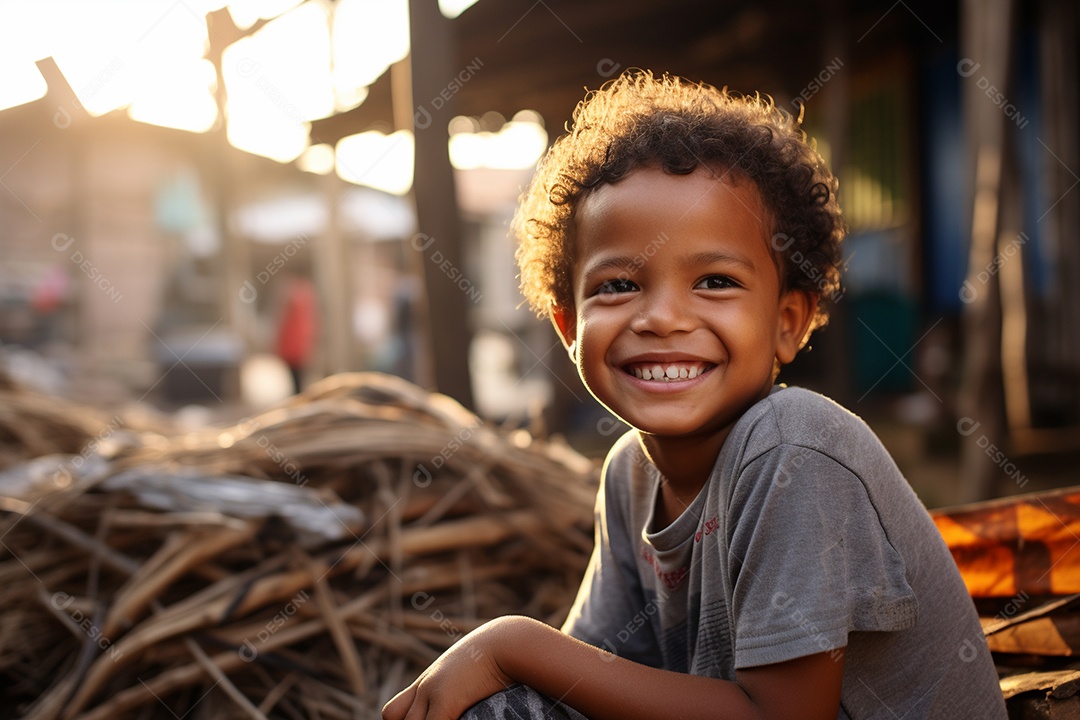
687;251;756;272
580;250;758;279
580;255;639;277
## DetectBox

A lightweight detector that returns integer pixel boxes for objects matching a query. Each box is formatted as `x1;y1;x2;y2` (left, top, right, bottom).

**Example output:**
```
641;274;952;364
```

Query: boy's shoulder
602;385;872;465
600;385;876;481
728;385;882;464
747;384;857;424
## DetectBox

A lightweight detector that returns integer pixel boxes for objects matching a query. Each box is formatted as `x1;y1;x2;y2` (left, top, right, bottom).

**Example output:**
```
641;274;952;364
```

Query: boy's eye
597;278;637;295
695;275;739;290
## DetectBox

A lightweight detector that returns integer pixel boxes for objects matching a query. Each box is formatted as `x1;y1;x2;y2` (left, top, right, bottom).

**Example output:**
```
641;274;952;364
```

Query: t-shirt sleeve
561;445;663;667
727;444;918;669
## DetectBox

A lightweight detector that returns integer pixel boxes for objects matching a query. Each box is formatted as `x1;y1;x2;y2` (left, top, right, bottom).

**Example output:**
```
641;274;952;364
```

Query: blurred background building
0;0;1076;504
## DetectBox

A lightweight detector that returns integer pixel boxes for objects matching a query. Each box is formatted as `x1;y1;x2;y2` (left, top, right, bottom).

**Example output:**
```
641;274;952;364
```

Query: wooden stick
184;636;269;720
72;620;326;720
308;556;366;696
102;525;255;638
26;511;139;576
256;672;299;715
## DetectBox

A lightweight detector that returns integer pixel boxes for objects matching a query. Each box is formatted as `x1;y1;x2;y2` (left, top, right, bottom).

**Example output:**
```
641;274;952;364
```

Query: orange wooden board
931;488;1080;598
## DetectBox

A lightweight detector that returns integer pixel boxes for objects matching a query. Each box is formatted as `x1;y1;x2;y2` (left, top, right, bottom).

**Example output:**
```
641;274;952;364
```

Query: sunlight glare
50;0;210;117
332;0;409;110
439;0;481;19
449;112;548;170
129;58;219;133
298;143;336;175
0;0;54;112
0;61;48;112
335;130;414;196
0;0;54;64
222;2;335;162
227;0;304;30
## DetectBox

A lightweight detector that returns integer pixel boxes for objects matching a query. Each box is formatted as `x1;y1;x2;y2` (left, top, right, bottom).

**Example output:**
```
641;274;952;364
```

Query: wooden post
957;0;1014;501
206;9;254;400
407;0;475;409
820;4;853;407
1038;0;1080;430
315;171;354;376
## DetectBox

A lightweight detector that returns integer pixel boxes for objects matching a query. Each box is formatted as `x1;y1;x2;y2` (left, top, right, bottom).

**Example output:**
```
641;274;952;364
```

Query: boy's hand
381;618;514;720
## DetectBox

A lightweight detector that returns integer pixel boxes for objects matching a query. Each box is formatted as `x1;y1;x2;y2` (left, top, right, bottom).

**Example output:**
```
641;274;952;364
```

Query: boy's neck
640;431;730;508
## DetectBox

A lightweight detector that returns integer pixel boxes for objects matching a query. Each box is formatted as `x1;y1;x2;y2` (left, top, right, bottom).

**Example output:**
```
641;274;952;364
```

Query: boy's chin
618;414;720;441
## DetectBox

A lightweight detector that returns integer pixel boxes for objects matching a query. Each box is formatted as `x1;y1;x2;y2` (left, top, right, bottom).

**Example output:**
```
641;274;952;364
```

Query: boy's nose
629;288;695;336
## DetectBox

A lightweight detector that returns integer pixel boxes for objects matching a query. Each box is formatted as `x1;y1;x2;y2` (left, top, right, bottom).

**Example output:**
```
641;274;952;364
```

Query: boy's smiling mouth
624;361;715;382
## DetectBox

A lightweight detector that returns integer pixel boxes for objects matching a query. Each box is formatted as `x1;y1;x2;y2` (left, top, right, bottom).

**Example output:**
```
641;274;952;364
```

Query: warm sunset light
0;0;425;169
51;1;213;118
226;0;304;30
332;0;410;111
0;62;48;113
128;58;219;133
448;111;548;170
336;130;414;195
439;0;481;19
297;143;336;174
221;1;336;162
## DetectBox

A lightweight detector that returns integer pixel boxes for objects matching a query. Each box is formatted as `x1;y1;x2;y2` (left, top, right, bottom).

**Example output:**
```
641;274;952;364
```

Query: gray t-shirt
562;386;1006;719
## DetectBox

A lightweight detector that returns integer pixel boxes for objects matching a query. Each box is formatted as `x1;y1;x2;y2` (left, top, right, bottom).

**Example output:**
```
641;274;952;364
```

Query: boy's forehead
574;167;772;238
570;166;784;279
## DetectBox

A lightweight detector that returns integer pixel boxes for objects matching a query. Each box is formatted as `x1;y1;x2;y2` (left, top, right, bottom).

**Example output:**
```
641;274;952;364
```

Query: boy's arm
382;615;844;720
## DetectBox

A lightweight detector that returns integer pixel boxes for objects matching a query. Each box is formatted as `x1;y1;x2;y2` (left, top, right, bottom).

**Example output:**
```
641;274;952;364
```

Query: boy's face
552;166;813;446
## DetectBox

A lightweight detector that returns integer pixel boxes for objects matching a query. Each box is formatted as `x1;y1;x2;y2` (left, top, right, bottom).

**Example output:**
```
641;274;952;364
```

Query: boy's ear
549;304;577;356
775;290;816;365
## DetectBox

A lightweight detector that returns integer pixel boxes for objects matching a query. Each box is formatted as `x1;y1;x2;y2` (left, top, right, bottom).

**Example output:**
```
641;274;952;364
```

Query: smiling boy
384;71;1006;720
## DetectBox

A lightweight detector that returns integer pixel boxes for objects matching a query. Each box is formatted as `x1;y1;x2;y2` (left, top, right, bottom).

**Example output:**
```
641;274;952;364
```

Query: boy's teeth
630;363;706;381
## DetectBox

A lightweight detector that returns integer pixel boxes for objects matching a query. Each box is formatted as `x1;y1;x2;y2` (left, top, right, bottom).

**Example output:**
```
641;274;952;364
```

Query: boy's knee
461;683;588;720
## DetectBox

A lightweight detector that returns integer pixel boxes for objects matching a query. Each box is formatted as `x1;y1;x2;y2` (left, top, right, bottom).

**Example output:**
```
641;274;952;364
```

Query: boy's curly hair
513;70;845;330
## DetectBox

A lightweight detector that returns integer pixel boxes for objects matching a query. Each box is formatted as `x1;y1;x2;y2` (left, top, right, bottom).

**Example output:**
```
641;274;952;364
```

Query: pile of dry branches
0;370;116;472
0;373;599;719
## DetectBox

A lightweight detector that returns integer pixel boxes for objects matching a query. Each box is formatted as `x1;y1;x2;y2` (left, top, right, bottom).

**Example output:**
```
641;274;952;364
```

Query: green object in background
850;290;918;396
